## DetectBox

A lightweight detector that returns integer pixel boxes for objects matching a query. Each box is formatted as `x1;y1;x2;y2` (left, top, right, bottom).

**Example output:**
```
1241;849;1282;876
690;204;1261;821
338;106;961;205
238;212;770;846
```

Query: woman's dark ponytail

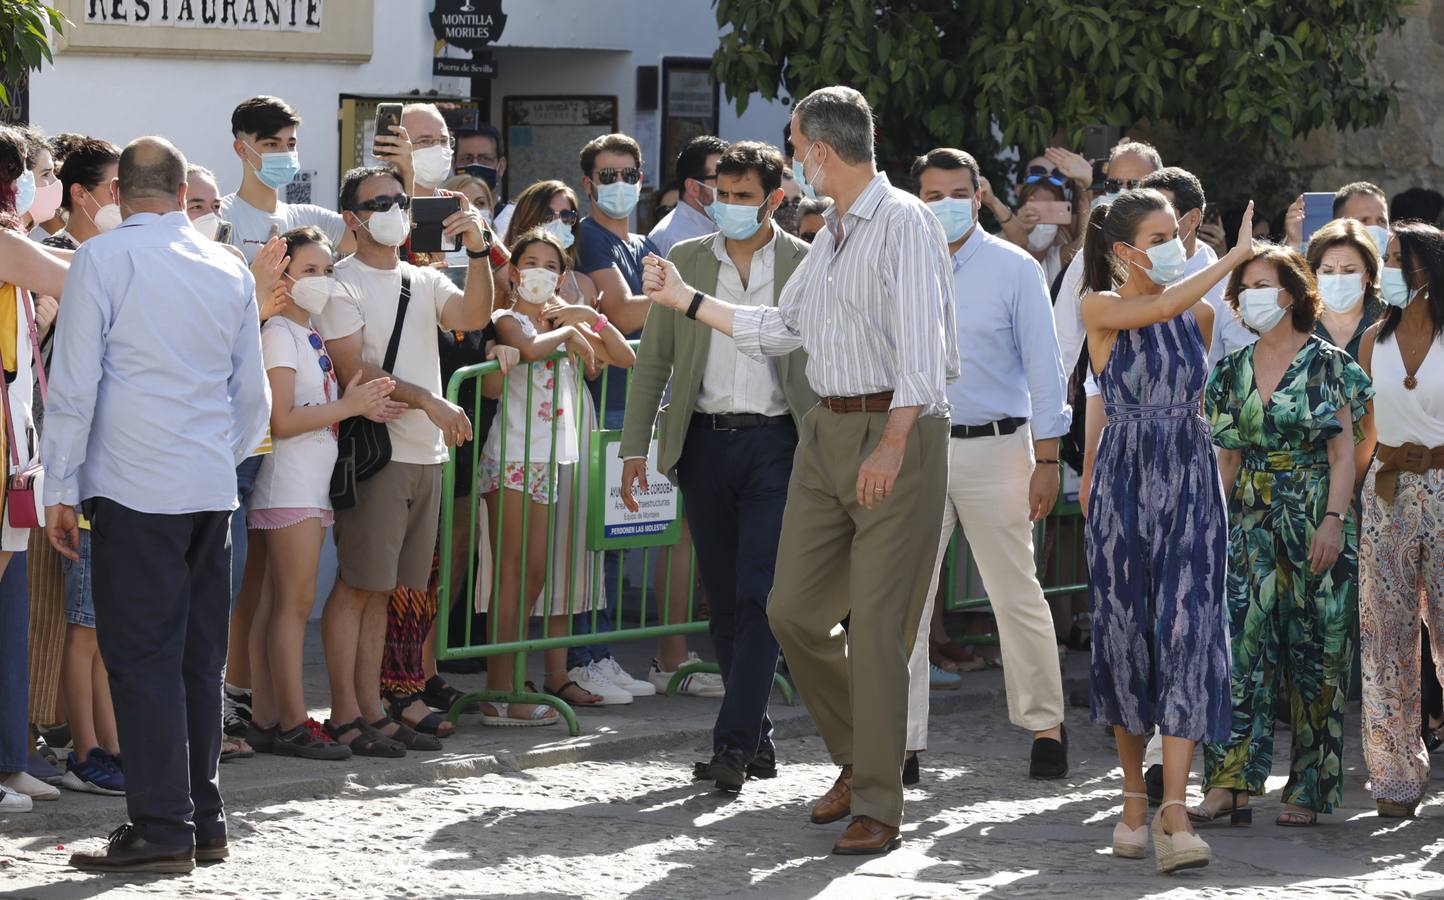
1081;202;1115;297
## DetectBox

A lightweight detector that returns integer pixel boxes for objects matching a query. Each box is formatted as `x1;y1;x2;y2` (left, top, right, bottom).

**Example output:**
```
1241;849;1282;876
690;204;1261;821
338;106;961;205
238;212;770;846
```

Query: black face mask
456;163;498;190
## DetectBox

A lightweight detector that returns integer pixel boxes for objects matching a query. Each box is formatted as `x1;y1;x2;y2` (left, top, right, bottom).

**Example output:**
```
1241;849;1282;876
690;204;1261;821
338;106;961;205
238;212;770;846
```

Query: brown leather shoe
809;765;852;824
832;815;901;855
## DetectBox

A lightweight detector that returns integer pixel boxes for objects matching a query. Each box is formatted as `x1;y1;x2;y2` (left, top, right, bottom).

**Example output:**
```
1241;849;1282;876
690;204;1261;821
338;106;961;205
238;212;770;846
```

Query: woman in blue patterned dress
1079;189;1253;873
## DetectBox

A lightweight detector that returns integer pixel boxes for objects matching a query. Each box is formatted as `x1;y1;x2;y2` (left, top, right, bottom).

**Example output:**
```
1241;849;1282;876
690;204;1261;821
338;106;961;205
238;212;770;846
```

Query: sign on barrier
587;431;680;550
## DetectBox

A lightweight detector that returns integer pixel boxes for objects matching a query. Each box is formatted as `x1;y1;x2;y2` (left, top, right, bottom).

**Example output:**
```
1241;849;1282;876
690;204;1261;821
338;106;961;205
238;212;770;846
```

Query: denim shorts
63;529;94;628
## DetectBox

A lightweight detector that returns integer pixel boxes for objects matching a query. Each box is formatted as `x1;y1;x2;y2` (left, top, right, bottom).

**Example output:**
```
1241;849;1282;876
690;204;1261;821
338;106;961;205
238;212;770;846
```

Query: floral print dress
1203;336;1373;812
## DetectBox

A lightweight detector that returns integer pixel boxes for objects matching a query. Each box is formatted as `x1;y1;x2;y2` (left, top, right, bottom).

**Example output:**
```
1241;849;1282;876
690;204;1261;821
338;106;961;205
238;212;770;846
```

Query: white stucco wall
29;0;789;208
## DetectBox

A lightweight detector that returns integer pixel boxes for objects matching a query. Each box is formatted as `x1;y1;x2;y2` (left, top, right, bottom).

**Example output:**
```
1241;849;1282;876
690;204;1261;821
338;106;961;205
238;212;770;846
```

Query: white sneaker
599;656;657;696
649;653;726;697
0;787;33;812
2;771;60;801
567;662;633;706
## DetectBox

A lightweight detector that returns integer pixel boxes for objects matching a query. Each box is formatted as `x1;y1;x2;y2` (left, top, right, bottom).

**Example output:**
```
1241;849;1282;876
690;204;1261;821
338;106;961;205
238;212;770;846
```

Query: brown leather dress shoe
809;765;852;824
68;824;195;874
833;815;901;855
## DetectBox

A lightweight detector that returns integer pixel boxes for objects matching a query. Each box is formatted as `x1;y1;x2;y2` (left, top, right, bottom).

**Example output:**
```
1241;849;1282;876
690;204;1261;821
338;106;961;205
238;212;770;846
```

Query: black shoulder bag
330;272;411;510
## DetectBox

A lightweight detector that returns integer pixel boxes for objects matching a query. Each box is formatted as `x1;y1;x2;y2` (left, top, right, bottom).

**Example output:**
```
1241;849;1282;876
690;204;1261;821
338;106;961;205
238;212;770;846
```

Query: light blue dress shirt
945;229;1072;439
42;211;270;514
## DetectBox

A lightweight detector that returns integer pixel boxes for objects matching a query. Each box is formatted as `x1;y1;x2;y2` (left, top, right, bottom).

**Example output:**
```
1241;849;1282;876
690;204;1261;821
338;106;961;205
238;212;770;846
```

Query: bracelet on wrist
685;291;705;320
997;209;1015;224
590;313;609;335
1323;510;1344;522
1035;458;1059;465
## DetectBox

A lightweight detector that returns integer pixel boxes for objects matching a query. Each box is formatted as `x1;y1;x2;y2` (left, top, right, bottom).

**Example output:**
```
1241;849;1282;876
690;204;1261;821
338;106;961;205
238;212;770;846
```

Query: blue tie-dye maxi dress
1086;309;1232;742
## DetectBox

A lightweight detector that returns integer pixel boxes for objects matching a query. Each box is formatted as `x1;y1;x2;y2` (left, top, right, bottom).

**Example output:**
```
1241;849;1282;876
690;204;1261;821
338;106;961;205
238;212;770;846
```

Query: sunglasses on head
1025;166;1067;189
593;167;641;186
543;208;580;226
352;193;410;214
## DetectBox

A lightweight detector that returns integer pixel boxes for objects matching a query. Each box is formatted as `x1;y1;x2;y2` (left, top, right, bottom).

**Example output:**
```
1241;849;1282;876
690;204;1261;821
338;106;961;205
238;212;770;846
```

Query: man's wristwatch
466;227;495;260
685;291;706;320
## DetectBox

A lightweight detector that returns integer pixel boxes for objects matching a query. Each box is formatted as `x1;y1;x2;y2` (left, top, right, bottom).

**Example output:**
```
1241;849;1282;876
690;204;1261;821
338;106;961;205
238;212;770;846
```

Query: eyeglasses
352;193;410;214
412;134;452;149
457;152;499;166
543;208;580;226
307;332;334;375
800;230;818;243
1024;166;1067;189
593;167;641;186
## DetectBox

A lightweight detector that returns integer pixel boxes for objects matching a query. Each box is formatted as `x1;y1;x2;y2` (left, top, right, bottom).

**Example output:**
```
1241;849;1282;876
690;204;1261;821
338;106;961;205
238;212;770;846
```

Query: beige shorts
334;461;442;592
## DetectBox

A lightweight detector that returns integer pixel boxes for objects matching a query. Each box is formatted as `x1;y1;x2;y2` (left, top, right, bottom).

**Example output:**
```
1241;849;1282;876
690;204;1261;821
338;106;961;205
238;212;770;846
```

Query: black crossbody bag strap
381;272;412;374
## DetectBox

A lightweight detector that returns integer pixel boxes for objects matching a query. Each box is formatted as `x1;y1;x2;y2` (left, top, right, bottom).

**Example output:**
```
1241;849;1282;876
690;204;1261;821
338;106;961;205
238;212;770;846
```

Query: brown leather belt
1375;442;1444;503
819;391;893;413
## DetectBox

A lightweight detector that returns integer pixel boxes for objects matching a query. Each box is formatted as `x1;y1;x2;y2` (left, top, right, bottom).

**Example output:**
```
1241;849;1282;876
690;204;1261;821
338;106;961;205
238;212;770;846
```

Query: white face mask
515;267;559;304
411;144;454;188
288;274;337;315
363;205;409;247
92;201;122;232
190;212;221;241
1028;223;1059;251
1316;272;1365;314
1239;287;1291;333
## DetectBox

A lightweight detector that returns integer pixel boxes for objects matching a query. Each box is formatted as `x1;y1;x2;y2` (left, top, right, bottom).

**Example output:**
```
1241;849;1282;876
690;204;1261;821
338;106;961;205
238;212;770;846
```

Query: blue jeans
568;407;625;669
63;530;95;627
0;551;30;772
676;421;793;759
232;455;264;602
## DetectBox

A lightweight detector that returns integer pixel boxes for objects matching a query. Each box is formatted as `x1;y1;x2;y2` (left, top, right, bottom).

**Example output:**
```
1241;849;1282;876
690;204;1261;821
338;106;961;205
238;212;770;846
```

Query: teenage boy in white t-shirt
314;165;494;753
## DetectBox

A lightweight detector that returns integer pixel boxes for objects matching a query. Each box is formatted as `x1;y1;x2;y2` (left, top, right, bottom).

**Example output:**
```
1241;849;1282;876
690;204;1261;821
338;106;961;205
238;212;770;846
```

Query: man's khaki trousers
767;407;949;827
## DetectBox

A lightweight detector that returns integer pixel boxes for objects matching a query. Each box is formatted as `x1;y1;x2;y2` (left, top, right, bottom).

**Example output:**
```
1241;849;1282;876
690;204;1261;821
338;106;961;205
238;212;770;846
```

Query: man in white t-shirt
315;165;493;751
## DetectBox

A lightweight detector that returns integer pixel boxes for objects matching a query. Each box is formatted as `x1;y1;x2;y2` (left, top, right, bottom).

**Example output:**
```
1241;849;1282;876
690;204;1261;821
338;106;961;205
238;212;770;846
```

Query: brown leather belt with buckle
819;391;894;413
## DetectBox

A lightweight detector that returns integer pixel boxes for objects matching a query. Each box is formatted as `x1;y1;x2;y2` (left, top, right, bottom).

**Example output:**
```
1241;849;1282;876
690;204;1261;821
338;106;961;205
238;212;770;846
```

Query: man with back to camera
46;136;270;873
641;86;957;855
620;140;815;791
647;134;727;257
905;147;1071;784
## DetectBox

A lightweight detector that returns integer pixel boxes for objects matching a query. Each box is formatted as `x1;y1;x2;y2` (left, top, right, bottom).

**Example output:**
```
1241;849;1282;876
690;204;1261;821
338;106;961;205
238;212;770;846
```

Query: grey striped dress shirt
732;172;960;416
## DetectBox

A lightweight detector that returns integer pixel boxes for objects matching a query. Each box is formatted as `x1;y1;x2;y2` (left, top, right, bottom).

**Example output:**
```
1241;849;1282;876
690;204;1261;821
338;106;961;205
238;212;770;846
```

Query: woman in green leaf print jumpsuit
1193;245;1373;827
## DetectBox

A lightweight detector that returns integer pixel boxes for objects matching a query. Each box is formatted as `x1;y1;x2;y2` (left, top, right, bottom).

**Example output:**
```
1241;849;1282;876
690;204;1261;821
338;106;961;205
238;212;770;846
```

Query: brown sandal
371;716;443;751
324;717;405;758
537;679;603;707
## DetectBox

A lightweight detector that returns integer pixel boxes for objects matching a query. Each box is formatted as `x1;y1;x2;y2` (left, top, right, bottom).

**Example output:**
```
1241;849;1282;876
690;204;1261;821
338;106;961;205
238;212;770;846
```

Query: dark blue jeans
675;419;794;760
0;551;29;772
231;455;264;603
568;406;626;669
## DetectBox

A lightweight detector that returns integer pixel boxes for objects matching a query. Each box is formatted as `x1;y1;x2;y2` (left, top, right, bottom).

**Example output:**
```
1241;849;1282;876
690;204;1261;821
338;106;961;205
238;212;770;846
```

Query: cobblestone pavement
4;702;1444;899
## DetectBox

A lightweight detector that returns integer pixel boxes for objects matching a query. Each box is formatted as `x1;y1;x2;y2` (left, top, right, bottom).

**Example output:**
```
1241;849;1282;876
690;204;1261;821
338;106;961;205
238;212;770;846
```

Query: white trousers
906;428;1065;750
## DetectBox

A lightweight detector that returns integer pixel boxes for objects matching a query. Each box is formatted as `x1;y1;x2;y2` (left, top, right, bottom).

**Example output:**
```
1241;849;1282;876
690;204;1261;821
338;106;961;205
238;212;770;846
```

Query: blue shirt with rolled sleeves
945;229;1072;439
41;211;271;514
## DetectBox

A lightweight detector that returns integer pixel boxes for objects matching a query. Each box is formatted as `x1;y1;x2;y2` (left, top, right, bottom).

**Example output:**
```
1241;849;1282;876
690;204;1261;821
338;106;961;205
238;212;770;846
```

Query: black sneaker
68;823;194;874
245;722;277;754
710;747;748;793
273;720;353;761
1145;763;1164;805
1028;725;1068;779
222;686;252;737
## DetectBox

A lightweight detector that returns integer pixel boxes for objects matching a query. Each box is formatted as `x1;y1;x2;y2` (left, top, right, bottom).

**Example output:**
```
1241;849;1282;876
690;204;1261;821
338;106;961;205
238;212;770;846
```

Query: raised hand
641;254;694;310
1044;147;1093;183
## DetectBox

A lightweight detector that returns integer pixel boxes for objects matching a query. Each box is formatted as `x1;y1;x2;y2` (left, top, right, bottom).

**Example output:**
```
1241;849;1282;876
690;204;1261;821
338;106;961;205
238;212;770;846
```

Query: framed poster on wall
501;96;619;206
660;58;719;189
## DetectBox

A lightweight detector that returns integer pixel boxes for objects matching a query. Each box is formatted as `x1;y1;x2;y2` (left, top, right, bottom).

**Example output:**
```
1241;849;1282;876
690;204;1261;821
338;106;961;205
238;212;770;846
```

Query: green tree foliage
0;0;66;106
713;0;1405;188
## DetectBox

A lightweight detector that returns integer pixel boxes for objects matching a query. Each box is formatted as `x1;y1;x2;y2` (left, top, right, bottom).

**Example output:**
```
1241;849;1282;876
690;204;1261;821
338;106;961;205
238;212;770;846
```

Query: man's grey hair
794;86;874;166
118;136;187;200
185;163;216;181
1109;138;1162;171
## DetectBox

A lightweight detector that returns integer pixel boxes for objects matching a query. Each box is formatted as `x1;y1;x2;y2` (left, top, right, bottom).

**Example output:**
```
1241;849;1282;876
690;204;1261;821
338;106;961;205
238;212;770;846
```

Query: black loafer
747;741;778;780
1145;763;1164;805
1028;725;1068;779
69;823;195;874
196;835;229;864
710;747;748;793
903;752;920;786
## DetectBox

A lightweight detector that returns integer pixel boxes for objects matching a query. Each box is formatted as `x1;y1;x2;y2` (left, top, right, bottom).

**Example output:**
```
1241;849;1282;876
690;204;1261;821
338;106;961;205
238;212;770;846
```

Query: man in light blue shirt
647;134;725;257
43;137;269;875
907;148;1071;782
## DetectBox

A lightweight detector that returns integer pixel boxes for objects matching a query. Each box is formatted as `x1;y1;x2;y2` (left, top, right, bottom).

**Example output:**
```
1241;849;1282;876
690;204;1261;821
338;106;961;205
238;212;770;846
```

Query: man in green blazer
619;141;815;792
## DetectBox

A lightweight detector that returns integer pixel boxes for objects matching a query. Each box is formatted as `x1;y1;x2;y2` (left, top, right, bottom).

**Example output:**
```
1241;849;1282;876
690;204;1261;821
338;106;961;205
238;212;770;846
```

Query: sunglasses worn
594;167;641;186
1025;166;1066;189
352;193;410;214
1103;178;1143;194
543;208;580;226
800;230;818;243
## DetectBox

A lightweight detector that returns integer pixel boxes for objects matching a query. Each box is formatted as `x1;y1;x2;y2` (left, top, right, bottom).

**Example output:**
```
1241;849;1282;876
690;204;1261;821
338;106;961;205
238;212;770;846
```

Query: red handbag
4;289;49;530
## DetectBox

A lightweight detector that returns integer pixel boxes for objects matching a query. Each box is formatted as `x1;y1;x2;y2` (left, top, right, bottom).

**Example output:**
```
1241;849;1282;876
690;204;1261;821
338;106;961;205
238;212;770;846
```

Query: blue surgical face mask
544;217;576;250
792;142;822;201
1126;237;1188;285
593;181;640;219
14;169;34;217
1317;273;1365;313
710;198;769;241
926;197;975;243
1380;265;1422;308
1238;287;1291;332
247;144;300;190
1366;224;1390;257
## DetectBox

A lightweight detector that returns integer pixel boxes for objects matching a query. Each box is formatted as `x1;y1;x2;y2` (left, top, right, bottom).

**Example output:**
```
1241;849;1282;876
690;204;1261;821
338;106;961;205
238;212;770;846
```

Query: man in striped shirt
642;86;957;855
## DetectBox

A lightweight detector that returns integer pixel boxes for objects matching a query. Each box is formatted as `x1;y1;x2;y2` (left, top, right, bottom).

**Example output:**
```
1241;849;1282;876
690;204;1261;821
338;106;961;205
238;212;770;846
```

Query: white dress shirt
42;211;270;514
732;172;960;414
647;200;716;258
696;229;789;416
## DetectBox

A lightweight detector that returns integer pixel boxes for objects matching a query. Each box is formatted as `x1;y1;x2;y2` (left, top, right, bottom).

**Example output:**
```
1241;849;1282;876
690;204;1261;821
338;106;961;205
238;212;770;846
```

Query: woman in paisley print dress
1078;189;1252;872
1192;245;1372;828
